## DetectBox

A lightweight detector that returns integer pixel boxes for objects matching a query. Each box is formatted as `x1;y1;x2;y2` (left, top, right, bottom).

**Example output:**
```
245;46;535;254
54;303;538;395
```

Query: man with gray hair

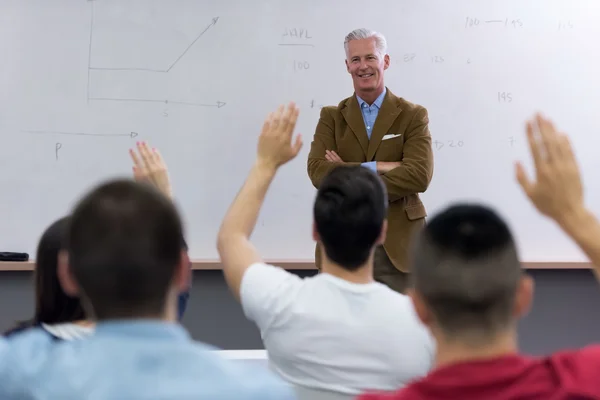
307;28;434;294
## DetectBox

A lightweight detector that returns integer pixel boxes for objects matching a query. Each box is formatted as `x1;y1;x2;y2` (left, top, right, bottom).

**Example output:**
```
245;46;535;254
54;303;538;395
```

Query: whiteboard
1;0;600;262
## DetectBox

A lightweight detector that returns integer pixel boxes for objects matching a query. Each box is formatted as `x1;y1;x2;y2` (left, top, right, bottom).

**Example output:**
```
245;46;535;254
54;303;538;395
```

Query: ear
57;250;79;297
407;288;432;327
383;54;390;70
312;221;320;242
375;219;388;245
514;274;534;318
345;59;350;73
175;249;192;293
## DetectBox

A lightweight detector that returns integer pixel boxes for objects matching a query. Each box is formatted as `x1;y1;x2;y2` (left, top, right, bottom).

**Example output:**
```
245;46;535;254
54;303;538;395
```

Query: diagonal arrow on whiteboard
167;17;220;72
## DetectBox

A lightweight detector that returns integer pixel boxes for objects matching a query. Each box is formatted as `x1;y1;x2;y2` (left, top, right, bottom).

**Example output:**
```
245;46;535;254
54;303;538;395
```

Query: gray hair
343;28;388;58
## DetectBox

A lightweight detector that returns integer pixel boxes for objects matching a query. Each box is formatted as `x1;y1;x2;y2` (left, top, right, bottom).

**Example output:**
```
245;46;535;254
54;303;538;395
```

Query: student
4;144;191;341
358;114;600;399
3;216;91;340
0;176;294;398
217;103;434;396
130;141;193;322
4;216;190;341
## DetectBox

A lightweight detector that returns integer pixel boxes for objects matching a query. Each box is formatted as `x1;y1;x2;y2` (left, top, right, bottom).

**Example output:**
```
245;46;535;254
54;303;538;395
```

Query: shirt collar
356;87;387;109
94;320;190;341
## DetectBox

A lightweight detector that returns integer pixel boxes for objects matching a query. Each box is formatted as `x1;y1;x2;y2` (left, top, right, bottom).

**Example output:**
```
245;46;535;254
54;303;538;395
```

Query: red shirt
357;346;600;400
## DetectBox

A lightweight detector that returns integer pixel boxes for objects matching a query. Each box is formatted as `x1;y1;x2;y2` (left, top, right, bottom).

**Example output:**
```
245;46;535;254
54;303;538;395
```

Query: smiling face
345;37;390;101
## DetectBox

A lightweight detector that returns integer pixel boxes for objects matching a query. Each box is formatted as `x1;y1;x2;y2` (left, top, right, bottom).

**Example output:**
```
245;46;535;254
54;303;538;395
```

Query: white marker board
1;0;599;262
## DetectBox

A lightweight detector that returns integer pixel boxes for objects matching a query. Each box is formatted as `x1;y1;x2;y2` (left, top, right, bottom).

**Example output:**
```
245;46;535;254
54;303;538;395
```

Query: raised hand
515;113;584;223
129;141;173;199
257;102;303;169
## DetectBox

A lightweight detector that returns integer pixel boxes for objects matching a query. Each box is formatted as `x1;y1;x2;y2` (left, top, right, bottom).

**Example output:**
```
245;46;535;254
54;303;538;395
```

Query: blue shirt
0;321;295;399
178;290;190;320
357;88;387;173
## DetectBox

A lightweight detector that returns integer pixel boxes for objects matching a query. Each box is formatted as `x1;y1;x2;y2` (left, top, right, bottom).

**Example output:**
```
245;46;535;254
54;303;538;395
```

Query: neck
73;320;94;328
320;251;374;284
433;329;519;369
84;293;178;323
356;85;384;105
95;313;176;323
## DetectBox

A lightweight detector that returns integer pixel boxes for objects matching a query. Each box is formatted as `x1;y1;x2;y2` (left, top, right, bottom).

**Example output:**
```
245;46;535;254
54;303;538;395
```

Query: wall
0;269;598;354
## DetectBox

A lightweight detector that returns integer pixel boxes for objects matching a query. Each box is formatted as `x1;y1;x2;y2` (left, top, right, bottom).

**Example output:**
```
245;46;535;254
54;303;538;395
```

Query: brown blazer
306;88;434;273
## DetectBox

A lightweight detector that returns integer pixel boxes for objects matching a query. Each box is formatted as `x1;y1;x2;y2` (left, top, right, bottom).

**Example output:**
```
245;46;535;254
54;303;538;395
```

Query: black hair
314;166;387;271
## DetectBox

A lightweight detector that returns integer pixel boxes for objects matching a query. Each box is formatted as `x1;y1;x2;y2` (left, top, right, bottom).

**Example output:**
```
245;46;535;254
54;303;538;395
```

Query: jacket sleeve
307;107;360;189
380;107;434;203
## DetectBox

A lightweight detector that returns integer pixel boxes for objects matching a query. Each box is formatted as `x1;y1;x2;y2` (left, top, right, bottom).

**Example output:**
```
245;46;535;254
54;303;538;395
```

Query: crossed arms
306;106;434;202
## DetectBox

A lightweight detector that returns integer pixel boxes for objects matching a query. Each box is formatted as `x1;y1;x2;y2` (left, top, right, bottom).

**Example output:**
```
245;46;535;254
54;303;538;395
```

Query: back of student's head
4;216;85;336
410;204;532;342
65;179;186;320
313;165;387;271
34;216;86;324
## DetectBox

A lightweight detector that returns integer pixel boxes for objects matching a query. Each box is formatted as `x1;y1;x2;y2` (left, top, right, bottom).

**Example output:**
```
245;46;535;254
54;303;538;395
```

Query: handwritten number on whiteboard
55;143;62;161
293;60;310;72
498;92;513;102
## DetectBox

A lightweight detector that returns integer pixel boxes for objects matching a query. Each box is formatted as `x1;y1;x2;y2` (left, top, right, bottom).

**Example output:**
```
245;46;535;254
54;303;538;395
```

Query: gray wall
1;269;598;354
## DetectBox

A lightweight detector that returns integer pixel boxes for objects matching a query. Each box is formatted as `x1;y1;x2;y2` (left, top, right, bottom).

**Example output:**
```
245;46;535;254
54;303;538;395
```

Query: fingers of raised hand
536;114;562;161
267;103;299;139
515;161;533;198
557;133;576;165
270;105;285;131
152;147;167;170
281;102;299;137
129;145;149;179
138;141;155;169
525;120;543;171
292;134;303;156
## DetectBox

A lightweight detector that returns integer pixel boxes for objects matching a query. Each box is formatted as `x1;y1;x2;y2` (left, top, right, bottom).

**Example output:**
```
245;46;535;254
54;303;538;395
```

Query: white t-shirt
240;262;435;395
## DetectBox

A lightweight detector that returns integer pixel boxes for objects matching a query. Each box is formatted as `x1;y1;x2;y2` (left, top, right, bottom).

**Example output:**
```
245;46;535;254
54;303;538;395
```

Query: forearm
375;161;401;175
217;161;276;299
380;163;432;202
218;161;276;241
558;208;600;281
307;158;360;188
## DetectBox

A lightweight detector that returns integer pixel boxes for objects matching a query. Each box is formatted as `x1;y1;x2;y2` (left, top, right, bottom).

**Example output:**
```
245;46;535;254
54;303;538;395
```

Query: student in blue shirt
0;141;293;399
4;217;191;341
4;149;192;341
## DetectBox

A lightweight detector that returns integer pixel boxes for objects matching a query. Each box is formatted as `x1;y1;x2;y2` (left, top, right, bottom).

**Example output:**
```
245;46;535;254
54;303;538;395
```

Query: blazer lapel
341;97;369;157
367;92;402;160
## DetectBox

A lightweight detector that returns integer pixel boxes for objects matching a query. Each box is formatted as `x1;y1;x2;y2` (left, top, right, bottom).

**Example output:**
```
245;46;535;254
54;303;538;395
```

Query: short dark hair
411;204;522;339
314;165;387;271
66;179;184;320
4;216;85;336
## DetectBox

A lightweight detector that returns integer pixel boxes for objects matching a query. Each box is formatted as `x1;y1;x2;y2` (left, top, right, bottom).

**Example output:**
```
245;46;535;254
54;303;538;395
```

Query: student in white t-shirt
217;103;434;396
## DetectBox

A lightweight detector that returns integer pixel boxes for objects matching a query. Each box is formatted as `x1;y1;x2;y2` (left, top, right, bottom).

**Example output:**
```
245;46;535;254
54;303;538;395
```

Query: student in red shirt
358;113;600;400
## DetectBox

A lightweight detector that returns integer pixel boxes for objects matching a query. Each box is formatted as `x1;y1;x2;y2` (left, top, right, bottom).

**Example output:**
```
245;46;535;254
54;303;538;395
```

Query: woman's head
33;216;85;325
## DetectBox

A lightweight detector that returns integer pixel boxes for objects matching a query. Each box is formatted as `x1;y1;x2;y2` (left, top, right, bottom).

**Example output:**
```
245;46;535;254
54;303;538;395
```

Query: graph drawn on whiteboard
86;1;225;108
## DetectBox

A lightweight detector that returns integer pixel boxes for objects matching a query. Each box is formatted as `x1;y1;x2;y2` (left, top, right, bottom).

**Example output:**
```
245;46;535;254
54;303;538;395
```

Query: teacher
306;28;434;294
